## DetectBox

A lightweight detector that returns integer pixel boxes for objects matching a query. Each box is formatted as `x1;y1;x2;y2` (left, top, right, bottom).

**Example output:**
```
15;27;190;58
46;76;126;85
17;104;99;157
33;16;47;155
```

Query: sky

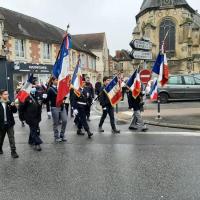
0;0;199;56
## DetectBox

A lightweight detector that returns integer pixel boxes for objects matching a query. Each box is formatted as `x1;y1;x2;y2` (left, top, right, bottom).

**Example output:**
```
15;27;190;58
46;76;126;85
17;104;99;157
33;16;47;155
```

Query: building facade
0;7;97;99
73;33;109;78
133;0;200;74
112;50;134;78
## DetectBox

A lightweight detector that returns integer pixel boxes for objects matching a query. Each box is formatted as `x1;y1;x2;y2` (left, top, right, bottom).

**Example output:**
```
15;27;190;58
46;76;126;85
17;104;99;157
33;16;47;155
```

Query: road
0;109;200;200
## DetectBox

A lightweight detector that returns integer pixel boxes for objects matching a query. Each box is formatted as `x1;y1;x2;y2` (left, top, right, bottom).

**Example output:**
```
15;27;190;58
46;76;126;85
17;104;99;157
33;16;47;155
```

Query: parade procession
0;29;170;157
1;1;200;199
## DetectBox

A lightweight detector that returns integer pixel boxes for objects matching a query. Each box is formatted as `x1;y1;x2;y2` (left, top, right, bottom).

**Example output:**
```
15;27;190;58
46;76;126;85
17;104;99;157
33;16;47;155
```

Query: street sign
130;39;152;50
140;69;152;84
130;50;152;60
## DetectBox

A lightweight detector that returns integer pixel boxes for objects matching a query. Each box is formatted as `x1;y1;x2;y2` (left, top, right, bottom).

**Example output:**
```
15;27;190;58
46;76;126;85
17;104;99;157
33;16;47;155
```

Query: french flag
152;52;169;87
16;74;34;103
126;69;141;99
71;58;83;97
53;34;72;107
149;79;158;101
104;76;122;106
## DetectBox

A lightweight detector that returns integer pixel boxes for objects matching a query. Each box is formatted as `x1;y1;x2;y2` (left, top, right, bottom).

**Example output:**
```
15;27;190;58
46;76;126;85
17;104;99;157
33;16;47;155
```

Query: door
166;75;185;99
183;75;200;99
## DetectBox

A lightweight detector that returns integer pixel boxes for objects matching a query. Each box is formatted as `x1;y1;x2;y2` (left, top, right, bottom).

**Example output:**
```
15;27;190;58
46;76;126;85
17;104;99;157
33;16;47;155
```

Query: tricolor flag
126;69;141;99
53;34;72;107
152;52;169;87
104;76;122;106
16;74;34;103
149;79;158;101
71;58;83;97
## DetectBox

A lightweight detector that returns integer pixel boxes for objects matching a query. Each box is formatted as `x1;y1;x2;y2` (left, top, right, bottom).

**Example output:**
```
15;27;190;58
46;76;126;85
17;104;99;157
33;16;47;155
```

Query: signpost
129;50;152;60
130;39;152;50
139;69;151;85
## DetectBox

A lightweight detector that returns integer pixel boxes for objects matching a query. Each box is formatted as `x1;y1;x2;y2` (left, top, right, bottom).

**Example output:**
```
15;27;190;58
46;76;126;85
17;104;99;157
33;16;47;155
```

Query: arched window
159;19;176;53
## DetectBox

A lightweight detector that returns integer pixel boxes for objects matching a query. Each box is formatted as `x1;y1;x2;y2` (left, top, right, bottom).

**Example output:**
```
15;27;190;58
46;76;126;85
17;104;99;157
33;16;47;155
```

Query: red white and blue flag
16;74;34;103
149;79;158;101
53;34;72;107
71;57;83;97
152;52;169;87
104;76;122;106
126;69;141;99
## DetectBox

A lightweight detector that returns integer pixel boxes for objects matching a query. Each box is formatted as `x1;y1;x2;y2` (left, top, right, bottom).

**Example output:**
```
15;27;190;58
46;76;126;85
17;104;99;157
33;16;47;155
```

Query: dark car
158;74;200;103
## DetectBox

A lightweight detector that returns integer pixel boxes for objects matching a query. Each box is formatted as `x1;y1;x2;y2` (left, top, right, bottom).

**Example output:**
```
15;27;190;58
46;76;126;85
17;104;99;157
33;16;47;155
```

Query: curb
94;105;200;131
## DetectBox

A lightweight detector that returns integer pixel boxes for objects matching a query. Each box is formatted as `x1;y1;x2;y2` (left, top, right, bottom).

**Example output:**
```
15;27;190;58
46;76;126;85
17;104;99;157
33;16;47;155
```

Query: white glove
43;94;48;99
73;109;78;116
47;112;51;116
103;107;107;111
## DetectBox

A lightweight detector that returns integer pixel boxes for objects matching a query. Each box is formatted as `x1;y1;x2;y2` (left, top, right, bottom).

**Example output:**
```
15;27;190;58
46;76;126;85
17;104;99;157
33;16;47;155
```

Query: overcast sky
0;0;199;55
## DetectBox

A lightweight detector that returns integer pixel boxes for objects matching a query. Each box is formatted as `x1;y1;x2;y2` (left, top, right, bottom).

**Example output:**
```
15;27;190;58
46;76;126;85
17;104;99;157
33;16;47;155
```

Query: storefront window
43;43;51;60
15;39;25;58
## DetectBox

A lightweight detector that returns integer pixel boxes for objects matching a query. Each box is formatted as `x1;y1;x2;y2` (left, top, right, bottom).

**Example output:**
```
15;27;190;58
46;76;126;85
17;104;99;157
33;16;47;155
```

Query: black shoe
98;127;104;133
129;127;137;130
35;145;42;151
141;127;148;132
112;129;120;134
21;122;25;127
87;117;91;122
77;129;85;136
87;131;93;139
11;151;19;158
0;149;3;155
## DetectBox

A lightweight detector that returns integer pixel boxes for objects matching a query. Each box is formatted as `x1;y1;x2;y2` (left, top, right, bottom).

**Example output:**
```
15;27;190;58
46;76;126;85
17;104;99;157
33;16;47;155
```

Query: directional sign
140;69;152;84
130;39;152;50
130;50;152;60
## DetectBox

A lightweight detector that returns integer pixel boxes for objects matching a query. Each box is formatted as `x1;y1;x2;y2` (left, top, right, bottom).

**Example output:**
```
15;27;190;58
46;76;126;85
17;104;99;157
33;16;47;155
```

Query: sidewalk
117;107;200;130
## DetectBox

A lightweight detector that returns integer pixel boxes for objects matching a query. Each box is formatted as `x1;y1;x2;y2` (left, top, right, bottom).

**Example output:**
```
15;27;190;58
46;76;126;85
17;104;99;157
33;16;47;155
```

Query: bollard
116;104;118;113
157;95;161;120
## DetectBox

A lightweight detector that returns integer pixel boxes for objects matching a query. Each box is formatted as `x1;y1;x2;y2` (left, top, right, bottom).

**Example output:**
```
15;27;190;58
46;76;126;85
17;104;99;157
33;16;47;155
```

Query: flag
126;69;141;99
149;79;158;101
16;74;34;103
71;58;83;97
53;34;72;107
152;52;169;87
104;76;122;106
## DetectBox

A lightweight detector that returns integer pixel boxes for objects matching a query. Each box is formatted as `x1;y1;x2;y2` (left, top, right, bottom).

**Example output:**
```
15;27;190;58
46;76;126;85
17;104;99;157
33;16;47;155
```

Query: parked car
158;74;200;103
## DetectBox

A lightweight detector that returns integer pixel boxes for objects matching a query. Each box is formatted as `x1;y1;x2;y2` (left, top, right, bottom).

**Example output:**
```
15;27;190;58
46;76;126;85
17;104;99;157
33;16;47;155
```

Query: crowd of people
0;75;147;158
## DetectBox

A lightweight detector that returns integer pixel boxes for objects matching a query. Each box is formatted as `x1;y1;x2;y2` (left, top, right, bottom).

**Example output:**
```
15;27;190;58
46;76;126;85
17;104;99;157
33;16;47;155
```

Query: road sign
130;50;152;60
139;69;152;84
130;39;152;50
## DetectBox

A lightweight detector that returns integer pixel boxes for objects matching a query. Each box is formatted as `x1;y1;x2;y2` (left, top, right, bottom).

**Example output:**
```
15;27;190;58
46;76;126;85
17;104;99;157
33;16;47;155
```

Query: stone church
133;0;200;74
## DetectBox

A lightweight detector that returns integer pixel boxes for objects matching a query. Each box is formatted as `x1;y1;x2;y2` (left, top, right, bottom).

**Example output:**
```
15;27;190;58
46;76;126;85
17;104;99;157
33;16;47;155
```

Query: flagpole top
66;24;70;34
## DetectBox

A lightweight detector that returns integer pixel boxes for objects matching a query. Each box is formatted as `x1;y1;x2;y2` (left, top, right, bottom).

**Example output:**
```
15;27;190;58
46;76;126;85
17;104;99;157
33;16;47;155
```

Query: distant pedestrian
0;89;19;158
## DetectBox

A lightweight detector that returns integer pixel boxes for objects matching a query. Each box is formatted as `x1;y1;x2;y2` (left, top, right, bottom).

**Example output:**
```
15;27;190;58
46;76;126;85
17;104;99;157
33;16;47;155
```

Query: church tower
133;0;200;73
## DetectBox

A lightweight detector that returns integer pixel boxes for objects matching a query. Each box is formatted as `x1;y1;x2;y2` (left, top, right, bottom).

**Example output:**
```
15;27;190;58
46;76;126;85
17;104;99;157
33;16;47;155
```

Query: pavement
96;99;200;131
1;109;200;200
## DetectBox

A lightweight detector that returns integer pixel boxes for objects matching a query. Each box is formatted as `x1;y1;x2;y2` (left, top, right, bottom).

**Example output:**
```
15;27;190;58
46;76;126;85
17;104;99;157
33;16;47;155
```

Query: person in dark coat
98;77;120;134
127;90;148;131
72;87;93;139
84;76;94;121
0;89;19;158
95;80;102;96
18;87;43;151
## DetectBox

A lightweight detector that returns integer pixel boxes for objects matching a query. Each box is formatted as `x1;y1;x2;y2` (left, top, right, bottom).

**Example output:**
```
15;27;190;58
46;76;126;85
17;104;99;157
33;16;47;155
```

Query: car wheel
159;93;168;104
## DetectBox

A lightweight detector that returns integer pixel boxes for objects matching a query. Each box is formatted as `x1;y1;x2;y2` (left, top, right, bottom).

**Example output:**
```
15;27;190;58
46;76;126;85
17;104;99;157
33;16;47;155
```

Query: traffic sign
129;50;152;60
139;69;152;84
130;39;152;50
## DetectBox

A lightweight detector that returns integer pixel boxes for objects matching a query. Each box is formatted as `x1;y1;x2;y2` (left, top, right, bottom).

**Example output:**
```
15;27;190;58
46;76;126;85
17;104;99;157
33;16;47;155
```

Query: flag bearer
127;90;148;131
73;87;93;139
98;77;120;134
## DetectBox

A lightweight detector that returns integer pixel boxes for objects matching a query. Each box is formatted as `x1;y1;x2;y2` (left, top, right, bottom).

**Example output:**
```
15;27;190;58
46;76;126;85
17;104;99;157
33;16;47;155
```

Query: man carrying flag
71;58;93;138
46;34;71;143
126;69;148;131
98;76;121;134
